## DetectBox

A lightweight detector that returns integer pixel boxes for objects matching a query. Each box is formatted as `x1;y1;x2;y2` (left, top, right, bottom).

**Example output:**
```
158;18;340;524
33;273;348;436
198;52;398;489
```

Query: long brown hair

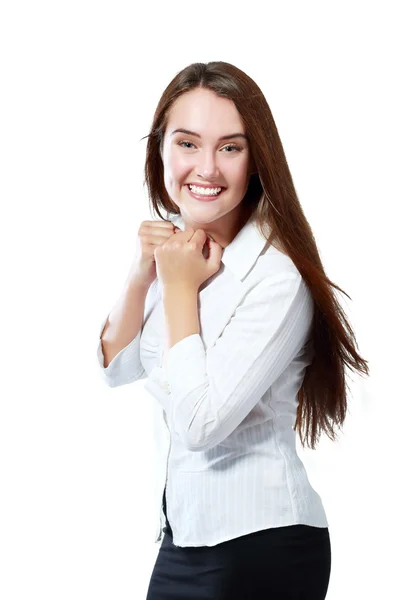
140;61;369;450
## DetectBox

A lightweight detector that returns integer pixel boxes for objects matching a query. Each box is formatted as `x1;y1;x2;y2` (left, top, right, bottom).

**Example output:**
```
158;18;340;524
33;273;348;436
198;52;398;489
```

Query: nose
196;150;220;183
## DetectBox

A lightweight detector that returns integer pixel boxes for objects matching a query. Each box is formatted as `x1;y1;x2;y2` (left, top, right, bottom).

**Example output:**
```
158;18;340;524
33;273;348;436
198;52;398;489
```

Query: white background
1;1;398;598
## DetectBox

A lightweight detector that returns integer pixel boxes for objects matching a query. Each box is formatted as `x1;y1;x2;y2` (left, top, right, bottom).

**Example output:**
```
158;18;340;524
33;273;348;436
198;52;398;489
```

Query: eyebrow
171;128;249;142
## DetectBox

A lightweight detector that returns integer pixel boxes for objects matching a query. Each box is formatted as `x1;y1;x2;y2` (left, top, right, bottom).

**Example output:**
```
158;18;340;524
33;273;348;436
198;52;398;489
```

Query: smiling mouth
184;184;227;200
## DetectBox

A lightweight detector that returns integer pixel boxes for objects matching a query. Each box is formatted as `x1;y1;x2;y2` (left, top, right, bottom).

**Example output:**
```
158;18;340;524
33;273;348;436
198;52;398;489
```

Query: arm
163;285;200;352
97;278;153;387
158;270;314;451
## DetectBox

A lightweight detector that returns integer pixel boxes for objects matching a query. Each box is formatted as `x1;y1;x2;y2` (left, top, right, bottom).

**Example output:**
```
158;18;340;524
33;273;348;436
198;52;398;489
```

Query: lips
185;184;226;201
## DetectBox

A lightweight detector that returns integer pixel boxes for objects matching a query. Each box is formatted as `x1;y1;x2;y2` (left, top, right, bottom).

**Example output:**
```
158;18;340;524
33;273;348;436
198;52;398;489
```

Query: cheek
232;159;250;178
164;167;187;197
166;152;188;181
235;163;252;189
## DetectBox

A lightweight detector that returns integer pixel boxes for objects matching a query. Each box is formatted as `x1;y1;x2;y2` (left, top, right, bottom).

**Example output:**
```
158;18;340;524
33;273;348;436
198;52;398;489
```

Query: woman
98;61;369;599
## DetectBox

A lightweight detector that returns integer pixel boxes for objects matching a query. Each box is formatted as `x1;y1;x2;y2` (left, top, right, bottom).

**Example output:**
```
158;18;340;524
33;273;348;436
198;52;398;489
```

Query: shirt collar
167;213;269;282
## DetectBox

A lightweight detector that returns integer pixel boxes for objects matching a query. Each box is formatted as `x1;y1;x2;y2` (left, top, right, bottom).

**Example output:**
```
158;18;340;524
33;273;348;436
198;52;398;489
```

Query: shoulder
250;245;313;312
258;241;300;279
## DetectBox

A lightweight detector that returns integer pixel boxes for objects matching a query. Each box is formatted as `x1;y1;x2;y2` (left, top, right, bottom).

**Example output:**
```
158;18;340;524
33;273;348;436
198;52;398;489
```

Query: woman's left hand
154;227;223;290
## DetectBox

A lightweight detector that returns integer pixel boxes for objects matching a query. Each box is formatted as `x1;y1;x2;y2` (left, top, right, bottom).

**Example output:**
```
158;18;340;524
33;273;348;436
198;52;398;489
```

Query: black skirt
145;487;331;600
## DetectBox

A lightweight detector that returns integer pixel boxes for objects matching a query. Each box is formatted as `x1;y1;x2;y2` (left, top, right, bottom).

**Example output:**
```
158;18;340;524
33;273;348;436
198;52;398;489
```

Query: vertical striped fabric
97;214;328;548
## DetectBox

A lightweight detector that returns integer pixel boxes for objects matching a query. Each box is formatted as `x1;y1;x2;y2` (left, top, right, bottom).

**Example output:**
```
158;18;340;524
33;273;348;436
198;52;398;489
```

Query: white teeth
188;184;222;196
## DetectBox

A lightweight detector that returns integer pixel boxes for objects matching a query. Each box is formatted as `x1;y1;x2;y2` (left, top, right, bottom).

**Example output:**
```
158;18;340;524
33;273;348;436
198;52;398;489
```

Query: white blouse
97;213;329;548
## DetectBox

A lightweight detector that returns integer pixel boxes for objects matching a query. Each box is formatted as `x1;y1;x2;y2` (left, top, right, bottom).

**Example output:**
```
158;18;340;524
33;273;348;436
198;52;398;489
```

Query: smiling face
160;87;256;247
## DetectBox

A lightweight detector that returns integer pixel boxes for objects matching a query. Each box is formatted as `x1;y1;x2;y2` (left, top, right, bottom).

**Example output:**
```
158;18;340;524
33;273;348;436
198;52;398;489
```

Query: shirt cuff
145;334;207;420
97;315;144;386
166;333;207;393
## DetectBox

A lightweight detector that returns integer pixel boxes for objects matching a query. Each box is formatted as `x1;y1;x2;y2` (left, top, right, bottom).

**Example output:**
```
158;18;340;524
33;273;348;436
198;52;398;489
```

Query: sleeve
152;270;314;451
96;281;159;388
96;314;146;387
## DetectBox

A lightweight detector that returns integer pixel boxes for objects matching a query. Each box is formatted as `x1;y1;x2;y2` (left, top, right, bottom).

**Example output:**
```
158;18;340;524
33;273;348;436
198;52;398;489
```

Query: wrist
162;283;198;296
125;276;153;295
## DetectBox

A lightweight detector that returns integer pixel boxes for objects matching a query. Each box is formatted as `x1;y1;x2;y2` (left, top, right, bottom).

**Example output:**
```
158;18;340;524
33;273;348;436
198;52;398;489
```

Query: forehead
166;88;245;135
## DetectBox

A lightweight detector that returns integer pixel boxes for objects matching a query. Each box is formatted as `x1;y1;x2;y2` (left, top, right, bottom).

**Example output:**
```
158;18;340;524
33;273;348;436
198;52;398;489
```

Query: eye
178;141;195;149
222;144;241;153
177;140;241;152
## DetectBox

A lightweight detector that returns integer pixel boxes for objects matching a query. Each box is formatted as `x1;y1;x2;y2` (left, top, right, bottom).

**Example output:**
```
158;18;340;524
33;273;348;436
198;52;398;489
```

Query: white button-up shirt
97;213;329;548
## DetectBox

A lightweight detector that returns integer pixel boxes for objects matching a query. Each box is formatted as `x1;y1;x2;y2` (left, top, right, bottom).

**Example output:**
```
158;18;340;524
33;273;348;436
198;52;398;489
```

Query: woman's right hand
127;220;181;288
